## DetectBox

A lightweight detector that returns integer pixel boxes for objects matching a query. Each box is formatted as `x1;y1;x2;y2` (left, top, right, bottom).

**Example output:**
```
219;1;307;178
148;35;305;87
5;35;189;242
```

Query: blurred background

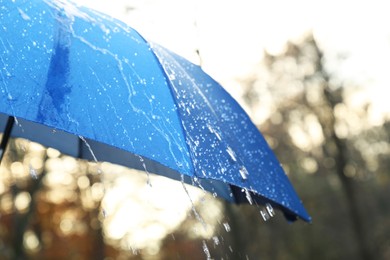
1;0;389;259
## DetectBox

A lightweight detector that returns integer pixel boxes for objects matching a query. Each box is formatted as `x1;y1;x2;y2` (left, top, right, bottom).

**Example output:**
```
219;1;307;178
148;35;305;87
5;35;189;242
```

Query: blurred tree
217;33;390;259
0;137;223;260
0;140;123;260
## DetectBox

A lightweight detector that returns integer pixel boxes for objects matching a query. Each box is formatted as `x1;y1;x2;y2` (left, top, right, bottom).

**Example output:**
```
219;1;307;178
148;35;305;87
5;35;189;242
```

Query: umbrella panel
0;113;234;202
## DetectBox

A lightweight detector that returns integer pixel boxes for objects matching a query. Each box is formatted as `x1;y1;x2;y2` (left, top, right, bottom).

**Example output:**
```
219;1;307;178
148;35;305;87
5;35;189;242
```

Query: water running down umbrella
0;0;310;222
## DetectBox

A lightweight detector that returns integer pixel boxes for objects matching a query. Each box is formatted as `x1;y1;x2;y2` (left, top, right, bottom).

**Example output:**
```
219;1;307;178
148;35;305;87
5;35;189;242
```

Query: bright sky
75;0;390;118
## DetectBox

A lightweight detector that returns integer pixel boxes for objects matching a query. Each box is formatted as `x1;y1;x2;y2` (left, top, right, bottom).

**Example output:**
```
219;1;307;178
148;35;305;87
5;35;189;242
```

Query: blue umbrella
0;0;310;222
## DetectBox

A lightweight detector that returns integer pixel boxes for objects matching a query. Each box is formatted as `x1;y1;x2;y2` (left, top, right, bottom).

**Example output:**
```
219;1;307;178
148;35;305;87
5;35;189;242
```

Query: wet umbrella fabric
0;0;310;222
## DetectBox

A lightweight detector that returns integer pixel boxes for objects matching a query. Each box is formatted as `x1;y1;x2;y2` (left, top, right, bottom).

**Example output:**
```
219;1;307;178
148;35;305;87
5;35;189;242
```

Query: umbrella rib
150;45;240;182
0;116;15;164
147;46;201;175
153;45;218;117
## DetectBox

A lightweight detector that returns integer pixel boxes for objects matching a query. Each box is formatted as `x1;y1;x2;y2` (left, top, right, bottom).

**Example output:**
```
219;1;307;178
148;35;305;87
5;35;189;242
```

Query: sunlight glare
98;165;221;252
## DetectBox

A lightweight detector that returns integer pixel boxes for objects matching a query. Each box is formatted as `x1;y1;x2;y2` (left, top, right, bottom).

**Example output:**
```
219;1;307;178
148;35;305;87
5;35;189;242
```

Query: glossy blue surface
0;0;310;221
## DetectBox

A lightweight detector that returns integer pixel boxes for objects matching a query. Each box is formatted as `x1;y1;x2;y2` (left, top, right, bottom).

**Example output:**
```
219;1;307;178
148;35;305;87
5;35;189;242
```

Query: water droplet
214;131;222;141
260;209;271;221
223;222;231;232
138;156;152;187
180;175;206;229
29;164;38;179
79;136;98;162
239;166;248;180
13;117;20;127
176;161;183;168
212;236;220;246
207;124;214;133
260;203;275;221
266;203;275;217
130;246;139;255
18;7;31;20
226;146;237;162
244;188;253;204
202;240;211;260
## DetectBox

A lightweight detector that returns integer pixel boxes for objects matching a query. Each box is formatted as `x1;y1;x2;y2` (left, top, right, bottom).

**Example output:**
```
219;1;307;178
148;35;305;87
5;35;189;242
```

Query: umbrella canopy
0;0;310;222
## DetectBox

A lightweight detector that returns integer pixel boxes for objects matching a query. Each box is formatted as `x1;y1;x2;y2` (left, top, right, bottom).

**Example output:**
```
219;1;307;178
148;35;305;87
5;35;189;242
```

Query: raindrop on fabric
239;166;249;180
226;146;237;162
17;7;31;20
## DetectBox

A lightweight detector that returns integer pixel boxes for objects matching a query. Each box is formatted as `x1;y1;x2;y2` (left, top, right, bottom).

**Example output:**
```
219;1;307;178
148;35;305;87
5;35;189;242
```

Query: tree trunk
321;87;374;260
